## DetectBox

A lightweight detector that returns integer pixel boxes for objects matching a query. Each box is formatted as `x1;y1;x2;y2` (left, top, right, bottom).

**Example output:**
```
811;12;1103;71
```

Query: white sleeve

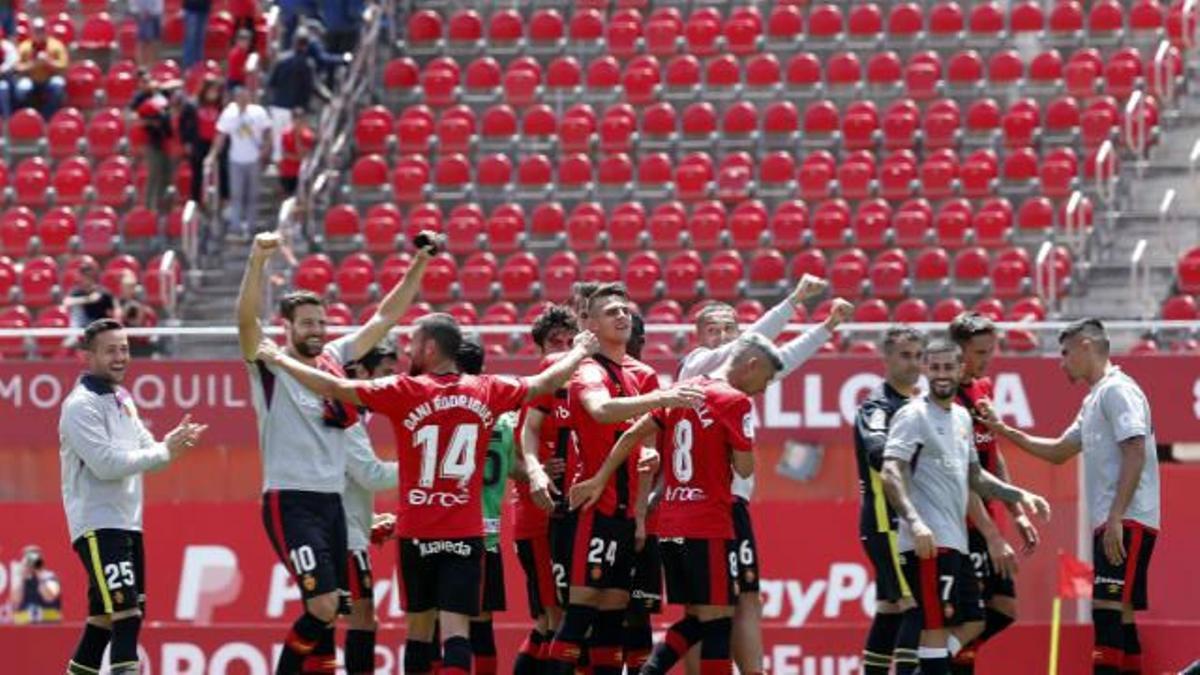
746;294;799;342
883;405;922;462
1063;411;1084;446
1101;383;1149;442
680;296;799;379
344;425;399;492
62;399;170;481
215;106;235;134
776;325;832;379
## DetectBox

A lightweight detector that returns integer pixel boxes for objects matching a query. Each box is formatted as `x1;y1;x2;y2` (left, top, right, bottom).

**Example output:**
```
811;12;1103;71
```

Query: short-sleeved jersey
247;336;357;493
652;377;754;539
884;398;979;555
512;352;572;539
957;377;1007;527
483;412;516;550
568;354;660;519
853;381;911;536
1064;367;1160;530
358;372;529;539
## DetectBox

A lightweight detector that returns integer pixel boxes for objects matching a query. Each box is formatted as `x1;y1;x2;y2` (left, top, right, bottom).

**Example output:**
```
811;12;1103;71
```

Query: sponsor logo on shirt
1095;575;1125;587
665;485;708;502
407;488;470;507
417;540;474;557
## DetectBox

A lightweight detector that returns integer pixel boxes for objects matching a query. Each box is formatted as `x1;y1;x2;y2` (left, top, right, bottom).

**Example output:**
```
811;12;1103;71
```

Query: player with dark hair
570;333;785;675
946;312;1039;673
544;283;704;675
236;230;432;674
976;319;1160;675
881;341;1050;675
257;313;599;675
855;325;926;675
60;319;206;675
515;304;581;674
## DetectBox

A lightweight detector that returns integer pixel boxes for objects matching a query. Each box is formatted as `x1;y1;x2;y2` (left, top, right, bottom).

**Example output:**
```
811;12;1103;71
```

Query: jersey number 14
415;424;479;487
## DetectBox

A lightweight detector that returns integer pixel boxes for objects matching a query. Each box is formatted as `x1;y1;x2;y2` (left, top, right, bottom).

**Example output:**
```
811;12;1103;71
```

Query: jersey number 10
415;423;479;487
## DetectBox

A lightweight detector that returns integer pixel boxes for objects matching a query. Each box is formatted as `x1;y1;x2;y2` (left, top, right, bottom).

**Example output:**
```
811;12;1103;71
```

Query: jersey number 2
415;424;479;487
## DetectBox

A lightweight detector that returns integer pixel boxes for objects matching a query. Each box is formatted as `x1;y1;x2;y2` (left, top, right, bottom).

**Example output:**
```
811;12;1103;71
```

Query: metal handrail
1184;0;1198;52
179;200;199;266
1094;140;1117;205
1062;191;1089;257
1153;41;1176;106
1160;188;1179;256
1123;90;1147;172
1035;241;1056;313
157;250;179;318
1130;239;1149;316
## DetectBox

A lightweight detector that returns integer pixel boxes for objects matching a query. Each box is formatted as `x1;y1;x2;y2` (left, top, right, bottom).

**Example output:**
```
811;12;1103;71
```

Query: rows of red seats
1;204;183;257
400;2;1194;56
0;251;179;308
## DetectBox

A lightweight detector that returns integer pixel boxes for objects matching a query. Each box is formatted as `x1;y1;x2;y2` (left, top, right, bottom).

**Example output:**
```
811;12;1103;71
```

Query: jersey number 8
672;419;694;483
415;423;479;488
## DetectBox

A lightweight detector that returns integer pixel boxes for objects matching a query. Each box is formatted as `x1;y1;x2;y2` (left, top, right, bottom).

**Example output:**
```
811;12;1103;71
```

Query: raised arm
569;414;659;510
258;340;366;405
523;332;599;402
236;232;281;361
347;244;433;361
777;297;853;378
977;399;1082;465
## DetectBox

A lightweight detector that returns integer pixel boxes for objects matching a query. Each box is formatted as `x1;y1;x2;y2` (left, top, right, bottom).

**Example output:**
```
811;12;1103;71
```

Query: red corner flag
1058;550;1093;599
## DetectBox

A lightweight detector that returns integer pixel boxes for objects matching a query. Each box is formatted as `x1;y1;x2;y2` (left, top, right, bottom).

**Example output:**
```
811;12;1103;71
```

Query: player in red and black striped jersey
569;333;785;675
513;305;580;675
258;314;599;675
948;312;1041;673
544;283;703;675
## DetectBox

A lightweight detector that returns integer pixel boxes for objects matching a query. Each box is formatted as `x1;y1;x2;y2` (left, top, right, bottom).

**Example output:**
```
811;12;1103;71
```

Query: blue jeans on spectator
16;76;65;117
0;9;14;40
183;8;208;68
0;78;12;118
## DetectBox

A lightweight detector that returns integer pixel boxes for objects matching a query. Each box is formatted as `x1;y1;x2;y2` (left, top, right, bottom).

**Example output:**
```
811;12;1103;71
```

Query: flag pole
1049;595;1062;675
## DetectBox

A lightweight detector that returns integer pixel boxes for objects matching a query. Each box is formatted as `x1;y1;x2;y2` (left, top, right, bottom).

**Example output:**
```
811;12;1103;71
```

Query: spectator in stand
229;0;259;47
265;30;329;161
115;270;156;356
0;0;15;40
296;16;350;84
181;0;209;69
0;33;16;118
136;78;180;212
209;84;272;238
226;28;253;89
278;0;318;50
129;67;154;109
321;0;364;53
63;262;117;328
133;0;164;66
9;546;62;625
14;17;68;118
278;108;313;198
179;75;224;204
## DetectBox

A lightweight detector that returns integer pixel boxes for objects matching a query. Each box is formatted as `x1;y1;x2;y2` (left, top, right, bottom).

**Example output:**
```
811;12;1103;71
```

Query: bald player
976;319;1160;675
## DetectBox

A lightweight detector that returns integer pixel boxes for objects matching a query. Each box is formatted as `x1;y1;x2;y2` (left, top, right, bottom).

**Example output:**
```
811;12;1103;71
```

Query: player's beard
408;357;425;376
293;335;323;358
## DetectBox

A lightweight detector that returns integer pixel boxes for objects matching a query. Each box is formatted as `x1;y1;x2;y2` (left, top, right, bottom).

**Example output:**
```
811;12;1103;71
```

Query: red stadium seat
893;297;930;323
1162;294;1198;320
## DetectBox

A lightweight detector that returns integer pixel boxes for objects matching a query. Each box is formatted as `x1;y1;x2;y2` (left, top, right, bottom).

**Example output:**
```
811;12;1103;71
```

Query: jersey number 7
415;423;479;487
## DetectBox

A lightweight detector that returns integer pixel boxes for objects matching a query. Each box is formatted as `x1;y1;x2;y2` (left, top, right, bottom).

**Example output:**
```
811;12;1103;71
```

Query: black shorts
732;497;761;593
550;516;574;606
1092;520;1158;611
630;535;663;614
861;529;912;603
482;547;507;613
661;537;738;607
564;509;636;591
515;535;559;618
73;529;145;617
967;527;1017;601
399;537;485;616
261;490;349;605
347;549;374;602
901;548;983;629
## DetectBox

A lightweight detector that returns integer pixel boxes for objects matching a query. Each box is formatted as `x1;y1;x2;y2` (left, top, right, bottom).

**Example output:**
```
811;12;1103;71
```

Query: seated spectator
9;546;61;625
14;18;68;118
278;108;313;197
265;30;329;161
226;28;253;89
62;262;116;328
0;33;16;118
134;0;164;66
115;270;157;355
